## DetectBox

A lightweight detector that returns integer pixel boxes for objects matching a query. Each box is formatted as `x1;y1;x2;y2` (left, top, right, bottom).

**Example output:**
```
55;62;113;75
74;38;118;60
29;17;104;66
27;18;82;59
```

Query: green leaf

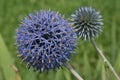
101;65;106;80
114;50;120;71
83;53;91;79
0;34;16;80
0;68;4;80
55;69;64;80
95;58;102;79
23;68;37;80
63;68;71;80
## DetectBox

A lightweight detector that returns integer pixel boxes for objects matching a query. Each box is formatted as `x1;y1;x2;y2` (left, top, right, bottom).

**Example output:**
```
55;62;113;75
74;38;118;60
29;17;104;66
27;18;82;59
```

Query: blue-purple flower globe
71;7;103;40
16;10;76;72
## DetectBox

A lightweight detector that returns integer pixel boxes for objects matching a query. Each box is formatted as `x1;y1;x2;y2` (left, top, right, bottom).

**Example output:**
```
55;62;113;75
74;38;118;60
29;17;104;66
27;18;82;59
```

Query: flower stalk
65;63;84;80
91;39;120;80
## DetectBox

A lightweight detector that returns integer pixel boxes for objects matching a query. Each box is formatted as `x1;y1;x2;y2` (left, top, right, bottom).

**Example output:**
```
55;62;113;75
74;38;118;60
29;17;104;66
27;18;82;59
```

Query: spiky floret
71;7;103;40
16;10;76;72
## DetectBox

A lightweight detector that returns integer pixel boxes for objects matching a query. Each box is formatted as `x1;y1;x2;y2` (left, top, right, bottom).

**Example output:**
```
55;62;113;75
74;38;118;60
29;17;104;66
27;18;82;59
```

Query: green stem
65;63;84;80
91;39;120;80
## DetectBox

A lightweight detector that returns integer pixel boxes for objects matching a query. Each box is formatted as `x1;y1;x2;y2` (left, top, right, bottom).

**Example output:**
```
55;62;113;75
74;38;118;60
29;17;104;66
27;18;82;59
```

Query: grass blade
0;34;16;80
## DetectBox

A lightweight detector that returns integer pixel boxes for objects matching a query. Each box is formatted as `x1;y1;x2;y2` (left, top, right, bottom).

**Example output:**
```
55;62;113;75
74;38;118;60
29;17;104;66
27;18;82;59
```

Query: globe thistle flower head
71;7;103;40
16;10;76;72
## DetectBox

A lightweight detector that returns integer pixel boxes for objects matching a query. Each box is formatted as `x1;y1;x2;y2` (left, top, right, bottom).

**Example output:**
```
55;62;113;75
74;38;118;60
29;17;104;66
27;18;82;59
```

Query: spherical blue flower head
16;10;76;72
71;7;103;40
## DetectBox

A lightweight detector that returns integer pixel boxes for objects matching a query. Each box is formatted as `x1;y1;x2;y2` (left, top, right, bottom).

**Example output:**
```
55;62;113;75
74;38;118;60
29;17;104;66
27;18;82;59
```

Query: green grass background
0;0;120;80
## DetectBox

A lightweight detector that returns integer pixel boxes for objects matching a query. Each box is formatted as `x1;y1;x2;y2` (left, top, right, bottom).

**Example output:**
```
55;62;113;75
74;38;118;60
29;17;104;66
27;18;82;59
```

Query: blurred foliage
0;35;16;80
0;0;120;80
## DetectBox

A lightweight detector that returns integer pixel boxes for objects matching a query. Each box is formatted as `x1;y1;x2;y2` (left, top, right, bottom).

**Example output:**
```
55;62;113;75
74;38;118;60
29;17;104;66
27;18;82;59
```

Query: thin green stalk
91;39;120;80
65;63;84;80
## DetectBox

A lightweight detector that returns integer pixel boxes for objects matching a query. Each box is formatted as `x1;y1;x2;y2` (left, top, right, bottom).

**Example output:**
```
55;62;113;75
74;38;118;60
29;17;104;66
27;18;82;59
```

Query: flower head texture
16;10;76;72
71;7;103;40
